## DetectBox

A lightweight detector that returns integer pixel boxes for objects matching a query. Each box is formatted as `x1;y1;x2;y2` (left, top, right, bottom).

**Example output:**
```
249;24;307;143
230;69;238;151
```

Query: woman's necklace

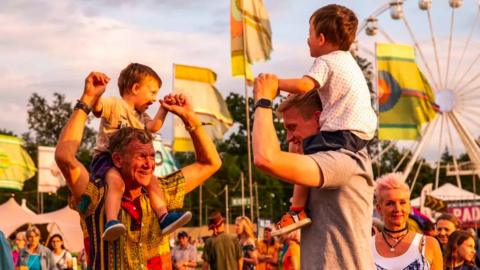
381;230;409;252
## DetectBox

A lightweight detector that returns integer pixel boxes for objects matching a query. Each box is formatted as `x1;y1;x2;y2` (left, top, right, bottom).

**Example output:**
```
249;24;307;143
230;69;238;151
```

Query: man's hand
253;73;279;102
83;72;110;100
161;93;193;119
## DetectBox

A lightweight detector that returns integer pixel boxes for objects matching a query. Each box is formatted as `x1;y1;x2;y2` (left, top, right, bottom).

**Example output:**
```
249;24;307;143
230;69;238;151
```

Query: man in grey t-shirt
252;74;375;269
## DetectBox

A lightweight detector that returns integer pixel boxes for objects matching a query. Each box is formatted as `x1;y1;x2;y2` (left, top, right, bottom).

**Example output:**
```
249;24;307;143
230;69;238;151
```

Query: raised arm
146;105;167;133
252;74;321;187
55;72;110;200
278;77;317;94
161;94;222;193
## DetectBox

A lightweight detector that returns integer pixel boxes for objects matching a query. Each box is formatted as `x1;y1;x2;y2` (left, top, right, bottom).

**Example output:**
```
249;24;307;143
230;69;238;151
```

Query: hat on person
177;231;188;239
207;211;224;230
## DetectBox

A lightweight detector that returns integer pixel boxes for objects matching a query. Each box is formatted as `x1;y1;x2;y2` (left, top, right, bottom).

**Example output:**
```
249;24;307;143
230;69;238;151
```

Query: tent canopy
0;198;84;252
411;183;480;207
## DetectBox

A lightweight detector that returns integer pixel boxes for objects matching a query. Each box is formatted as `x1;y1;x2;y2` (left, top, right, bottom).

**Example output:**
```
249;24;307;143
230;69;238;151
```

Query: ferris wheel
356;0;480;189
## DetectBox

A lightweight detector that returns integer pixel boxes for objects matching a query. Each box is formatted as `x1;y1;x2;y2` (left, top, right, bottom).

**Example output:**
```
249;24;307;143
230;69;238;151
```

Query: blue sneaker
102;220;126;241
159;211;192;235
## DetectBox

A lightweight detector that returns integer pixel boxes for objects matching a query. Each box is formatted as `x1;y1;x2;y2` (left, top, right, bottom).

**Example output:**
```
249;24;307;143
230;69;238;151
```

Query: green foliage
0;93;97;212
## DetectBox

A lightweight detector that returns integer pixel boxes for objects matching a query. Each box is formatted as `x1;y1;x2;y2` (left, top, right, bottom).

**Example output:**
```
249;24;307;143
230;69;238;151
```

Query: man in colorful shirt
56;72;222;269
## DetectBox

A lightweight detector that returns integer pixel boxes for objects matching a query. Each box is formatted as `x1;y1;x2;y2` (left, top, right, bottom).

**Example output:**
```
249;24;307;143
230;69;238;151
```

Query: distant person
90;63;191;241
437;213;461;251
16;226;55;270
258;4;376;237
48;234;73;270
281;230;300;270
235;216;259;269
202;211;243;270
445;230;479;270
171;231;198;270
1;230;14;270
257;226;280;270
372;173;442;270
11;231;26;266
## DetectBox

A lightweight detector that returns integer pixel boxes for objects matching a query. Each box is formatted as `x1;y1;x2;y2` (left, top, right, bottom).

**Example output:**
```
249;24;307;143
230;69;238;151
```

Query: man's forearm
181;111;221;193
252;108;281;169
55;94;96;198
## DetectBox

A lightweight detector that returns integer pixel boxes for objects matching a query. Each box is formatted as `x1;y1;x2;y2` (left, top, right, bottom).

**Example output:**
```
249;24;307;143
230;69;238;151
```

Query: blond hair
374;172;410;203
235;216;255;240
277;90;322;119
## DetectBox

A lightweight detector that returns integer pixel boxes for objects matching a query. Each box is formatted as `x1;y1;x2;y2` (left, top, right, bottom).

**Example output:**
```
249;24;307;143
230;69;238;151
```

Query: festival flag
153;135;179;177
173;64;233;152
231;0;272;82
376;43;438;140
38;146;65;193
0;135;36;190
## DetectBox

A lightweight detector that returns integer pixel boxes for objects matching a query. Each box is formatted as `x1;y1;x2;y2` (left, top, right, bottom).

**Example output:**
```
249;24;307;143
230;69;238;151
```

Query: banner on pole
173;64;233;152
38;146;65;193
376;43;438;140
231;0;272;82
0;135;36;191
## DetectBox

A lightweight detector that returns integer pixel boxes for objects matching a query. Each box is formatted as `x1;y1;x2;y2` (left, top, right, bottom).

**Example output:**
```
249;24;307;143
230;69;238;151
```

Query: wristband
74;100;92;115
185;122;213;132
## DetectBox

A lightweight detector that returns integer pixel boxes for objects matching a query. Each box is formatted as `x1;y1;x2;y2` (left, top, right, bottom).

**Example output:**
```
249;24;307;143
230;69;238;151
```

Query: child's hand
253;73;279;101
83;72;110;98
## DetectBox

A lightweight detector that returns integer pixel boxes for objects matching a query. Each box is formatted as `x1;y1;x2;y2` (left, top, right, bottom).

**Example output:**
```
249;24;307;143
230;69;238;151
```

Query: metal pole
255;182;260;220
241;172;245;217
241;0;255;223
403;118;437;180
225;185;229;233
199;185;203;226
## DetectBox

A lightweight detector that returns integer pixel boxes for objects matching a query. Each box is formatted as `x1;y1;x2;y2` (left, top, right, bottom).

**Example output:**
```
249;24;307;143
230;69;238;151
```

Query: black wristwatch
74;99;92;115
254;98;272;111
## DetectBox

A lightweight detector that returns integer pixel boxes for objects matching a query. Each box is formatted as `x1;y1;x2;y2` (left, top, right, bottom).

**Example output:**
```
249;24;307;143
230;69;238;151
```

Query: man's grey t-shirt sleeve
308;150;359;189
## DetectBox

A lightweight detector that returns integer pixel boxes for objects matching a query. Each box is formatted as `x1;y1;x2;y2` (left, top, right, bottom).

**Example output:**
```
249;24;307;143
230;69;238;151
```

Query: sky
1;0;479;163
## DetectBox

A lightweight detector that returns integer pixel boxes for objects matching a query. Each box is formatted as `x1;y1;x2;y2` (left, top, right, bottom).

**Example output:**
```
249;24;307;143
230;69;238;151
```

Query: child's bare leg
105;167;125;222
291;184;309;212
102;167;127;241
146;175;167;218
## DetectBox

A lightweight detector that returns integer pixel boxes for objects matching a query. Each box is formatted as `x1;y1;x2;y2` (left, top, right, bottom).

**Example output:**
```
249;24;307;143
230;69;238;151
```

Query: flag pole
241;0;255;222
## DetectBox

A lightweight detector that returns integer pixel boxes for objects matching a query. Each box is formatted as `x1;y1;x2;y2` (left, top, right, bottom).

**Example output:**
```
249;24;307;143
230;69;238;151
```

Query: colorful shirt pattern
73;170;185;270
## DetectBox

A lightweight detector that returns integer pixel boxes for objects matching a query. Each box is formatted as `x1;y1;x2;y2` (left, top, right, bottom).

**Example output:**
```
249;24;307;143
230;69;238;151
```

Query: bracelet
74;99;92;115
185;122;213;132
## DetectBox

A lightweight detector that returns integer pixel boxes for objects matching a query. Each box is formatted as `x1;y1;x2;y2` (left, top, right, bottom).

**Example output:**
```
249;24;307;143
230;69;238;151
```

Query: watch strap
74;100;92;115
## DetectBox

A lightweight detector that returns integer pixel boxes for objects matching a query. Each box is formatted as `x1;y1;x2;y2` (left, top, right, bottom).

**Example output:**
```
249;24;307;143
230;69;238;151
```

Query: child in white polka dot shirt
267;4;377;237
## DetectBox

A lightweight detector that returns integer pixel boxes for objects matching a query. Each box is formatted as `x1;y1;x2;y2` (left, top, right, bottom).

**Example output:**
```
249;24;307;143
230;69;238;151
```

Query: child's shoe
159;211;192;235
271;210;311;237
102;220;126;241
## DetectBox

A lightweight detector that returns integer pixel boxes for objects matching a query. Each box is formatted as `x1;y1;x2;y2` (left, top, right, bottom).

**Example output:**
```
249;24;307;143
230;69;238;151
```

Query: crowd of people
2;3;478;269
0;226;85;270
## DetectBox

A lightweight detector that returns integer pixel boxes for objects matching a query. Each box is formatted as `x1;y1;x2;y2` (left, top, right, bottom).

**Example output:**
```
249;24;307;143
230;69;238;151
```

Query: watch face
257;99;272;108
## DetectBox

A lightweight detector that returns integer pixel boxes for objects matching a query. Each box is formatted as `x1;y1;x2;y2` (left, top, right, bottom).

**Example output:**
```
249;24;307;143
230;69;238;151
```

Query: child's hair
118;63;162;96
310;4;358;51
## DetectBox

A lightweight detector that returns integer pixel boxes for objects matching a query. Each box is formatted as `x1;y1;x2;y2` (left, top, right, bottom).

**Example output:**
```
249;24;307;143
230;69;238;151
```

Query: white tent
411;183;480;207
0;198;84;252
37;206;83;252
0;198;50;237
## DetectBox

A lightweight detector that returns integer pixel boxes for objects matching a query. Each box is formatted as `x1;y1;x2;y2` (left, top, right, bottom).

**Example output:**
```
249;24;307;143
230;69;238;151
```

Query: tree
0;93;97;212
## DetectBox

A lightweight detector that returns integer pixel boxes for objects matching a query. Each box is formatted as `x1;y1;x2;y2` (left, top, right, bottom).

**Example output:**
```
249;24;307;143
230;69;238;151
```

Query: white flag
38;146;65;193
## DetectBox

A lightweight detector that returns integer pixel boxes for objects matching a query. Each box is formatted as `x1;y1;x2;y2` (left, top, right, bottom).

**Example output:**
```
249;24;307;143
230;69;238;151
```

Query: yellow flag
173;64;233;152
231;0;272;82
0;135;36;190
376;43;438;140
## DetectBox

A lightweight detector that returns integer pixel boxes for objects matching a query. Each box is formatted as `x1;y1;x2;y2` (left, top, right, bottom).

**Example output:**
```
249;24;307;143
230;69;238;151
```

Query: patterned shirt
306;50;377;140
73;170;186;270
